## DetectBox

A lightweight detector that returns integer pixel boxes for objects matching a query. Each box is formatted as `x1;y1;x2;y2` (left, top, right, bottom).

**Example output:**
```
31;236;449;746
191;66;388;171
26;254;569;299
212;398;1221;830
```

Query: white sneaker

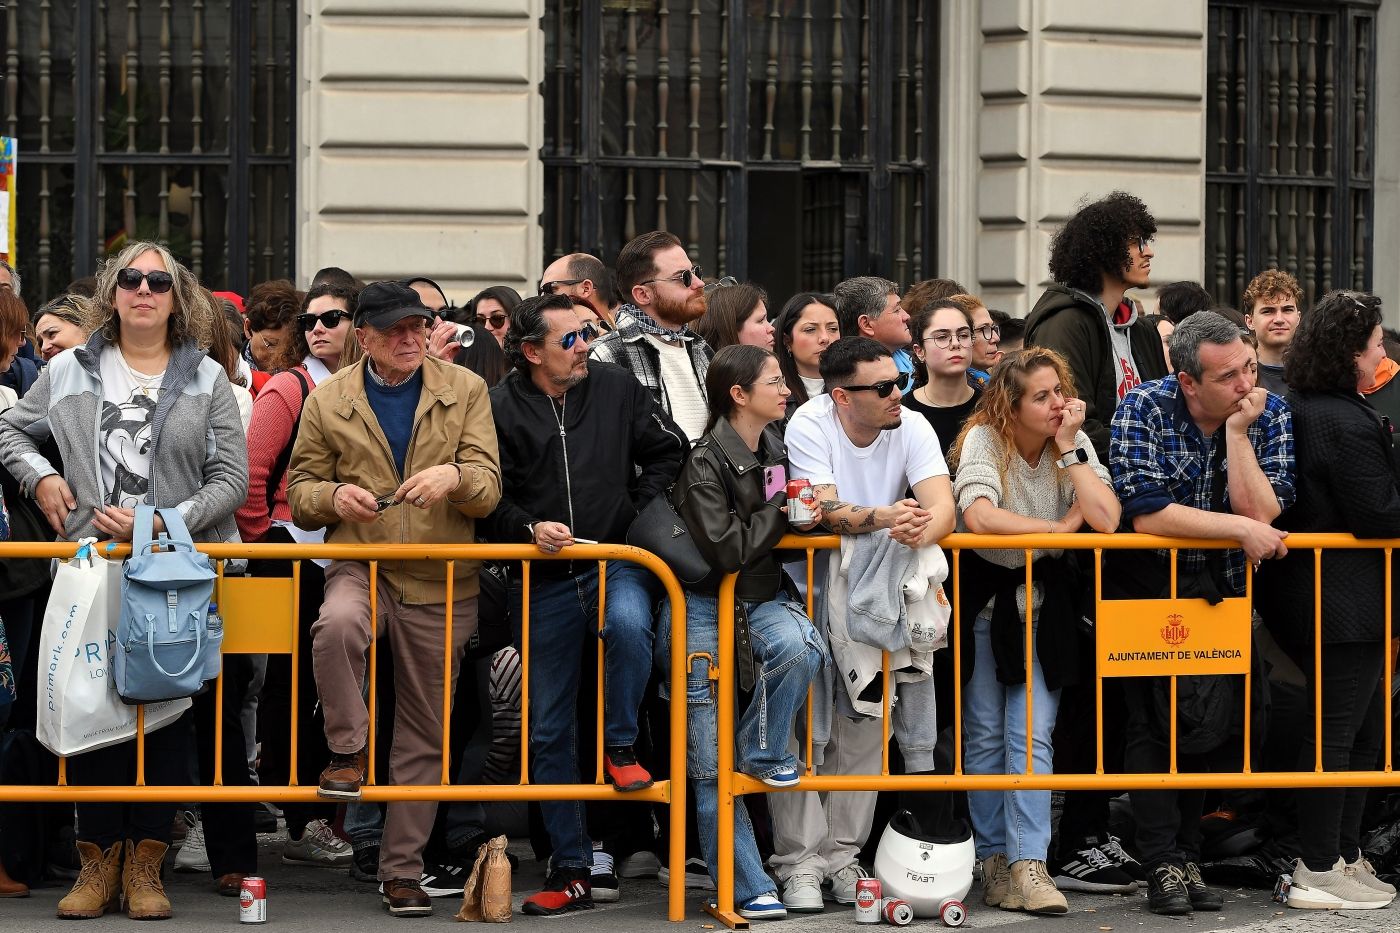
173;811;210;873
1287;858;1393;910
1347;855;1398;897
781;871;824;913
281;819;353;867
826;861;872;904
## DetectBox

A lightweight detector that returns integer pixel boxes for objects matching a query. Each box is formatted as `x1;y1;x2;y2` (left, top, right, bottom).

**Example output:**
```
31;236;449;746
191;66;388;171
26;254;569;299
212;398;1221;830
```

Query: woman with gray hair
0;240;249;920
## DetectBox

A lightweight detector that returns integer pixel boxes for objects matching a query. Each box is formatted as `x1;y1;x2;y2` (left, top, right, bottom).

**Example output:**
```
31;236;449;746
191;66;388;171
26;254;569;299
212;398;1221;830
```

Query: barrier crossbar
708;532;1400;927
0;541;689;923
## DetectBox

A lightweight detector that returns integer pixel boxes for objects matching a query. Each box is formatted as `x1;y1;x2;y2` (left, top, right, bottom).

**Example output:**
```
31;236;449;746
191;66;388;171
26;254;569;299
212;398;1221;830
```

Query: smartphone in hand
762;465;787;501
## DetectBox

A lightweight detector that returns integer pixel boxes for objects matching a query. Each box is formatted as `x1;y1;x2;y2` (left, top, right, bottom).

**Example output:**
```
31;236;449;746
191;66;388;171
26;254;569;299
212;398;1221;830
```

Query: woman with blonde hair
31;294;94;361
0;240;248;920
949;347;1119;916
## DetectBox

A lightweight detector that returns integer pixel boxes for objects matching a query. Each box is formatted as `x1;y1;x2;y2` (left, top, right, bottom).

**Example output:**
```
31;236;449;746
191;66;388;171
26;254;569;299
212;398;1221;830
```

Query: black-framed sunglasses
115;267;174;294
475;311;508;329
298;309;351;331
841;372;911;398
539;278;585;295
642;265;703;289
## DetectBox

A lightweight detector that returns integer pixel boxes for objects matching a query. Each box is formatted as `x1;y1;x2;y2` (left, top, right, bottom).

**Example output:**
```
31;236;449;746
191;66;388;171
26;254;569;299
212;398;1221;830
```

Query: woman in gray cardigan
0;241;247;921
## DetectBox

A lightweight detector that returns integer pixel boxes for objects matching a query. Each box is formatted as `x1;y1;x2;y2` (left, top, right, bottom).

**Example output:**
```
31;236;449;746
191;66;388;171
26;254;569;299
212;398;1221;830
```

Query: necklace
118;351;164;398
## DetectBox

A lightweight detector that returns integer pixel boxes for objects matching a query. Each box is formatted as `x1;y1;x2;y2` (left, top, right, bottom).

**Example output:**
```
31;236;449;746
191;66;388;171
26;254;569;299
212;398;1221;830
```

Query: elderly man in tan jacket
288;280;501;917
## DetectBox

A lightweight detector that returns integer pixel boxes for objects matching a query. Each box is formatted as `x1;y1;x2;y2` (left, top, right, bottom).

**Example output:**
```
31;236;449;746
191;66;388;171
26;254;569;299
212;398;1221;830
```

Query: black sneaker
1099;834;1148;884
523;868;594;916
419;860;471;898
591;843;621;903
1183;861;1223;911
1145;862;1193;916
658;857;717;891
1051;840;1138;893
350;845;380;883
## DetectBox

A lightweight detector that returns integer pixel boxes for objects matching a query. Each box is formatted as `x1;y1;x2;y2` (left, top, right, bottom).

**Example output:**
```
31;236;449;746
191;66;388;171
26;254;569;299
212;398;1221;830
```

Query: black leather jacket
672;418;792;600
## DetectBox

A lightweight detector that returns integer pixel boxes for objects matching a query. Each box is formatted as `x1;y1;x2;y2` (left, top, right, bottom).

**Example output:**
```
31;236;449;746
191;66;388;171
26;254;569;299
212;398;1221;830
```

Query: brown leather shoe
382;877;433;917
216;873;246;897
318;749;368;800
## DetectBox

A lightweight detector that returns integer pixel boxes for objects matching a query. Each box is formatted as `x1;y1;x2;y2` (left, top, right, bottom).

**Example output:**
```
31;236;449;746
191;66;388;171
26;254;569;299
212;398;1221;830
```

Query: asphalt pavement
2;829;1395;932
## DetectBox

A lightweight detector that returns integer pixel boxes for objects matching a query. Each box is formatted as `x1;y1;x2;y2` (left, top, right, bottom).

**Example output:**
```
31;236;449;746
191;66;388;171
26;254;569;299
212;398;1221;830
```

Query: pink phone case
763;465;787;500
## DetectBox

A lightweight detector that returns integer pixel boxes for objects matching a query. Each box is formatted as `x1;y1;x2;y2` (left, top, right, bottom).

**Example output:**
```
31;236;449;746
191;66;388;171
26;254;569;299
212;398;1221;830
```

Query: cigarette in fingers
572;537;599;545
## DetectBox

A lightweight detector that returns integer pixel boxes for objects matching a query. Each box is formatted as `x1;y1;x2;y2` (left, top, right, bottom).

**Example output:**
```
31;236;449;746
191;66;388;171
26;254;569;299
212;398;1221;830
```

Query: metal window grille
543;0;937;302
1206;1;1377;306
3;0;296;302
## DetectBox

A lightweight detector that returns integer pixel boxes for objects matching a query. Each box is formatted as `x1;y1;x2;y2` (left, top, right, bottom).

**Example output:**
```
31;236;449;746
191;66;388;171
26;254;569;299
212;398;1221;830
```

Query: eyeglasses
115;268;174;294
750;375;787;389
1135;235;1154;253
702;276;739;294
298;309;350;331
642;265;703;289
840;372;911;398
922;328;972;349
475;311;508;329
973;324;1000;342
539;322;598;351
539;278;585;295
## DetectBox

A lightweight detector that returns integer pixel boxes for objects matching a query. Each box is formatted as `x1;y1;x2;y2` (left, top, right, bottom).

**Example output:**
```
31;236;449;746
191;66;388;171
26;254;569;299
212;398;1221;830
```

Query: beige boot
1003;859;1069;914
56;841;122;918
981;852;1010;907
122;839;173;920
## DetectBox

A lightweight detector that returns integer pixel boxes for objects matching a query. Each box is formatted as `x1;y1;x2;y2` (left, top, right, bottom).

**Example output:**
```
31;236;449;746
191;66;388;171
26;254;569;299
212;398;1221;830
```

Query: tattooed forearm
819;499;850;513
858;511;877;528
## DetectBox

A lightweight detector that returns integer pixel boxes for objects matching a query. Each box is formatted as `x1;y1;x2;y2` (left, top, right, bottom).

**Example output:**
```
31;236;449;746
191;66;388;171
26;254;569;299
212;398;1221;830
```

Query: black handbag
625;492;719;591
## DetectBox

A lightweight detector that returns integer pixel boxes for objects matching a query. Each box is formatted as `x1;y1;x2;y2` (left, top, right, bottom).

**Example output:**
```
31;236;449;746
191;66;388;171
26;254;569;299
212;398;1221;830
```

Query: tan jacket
287;356;502;604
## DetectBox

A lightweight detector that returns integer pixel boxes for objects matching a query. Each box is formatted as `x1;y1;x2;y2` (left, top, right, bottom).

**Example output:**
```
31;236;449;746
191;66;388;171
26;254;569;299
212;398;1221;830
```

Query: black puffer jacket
1260;390;1400;649
672;418;791;601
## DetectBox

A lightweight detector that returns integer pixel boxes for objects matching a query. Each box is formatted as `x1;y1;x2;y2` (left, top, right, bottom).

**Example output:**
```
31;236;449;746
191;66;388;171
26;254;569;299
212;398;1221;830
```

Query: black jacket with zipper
486;361;686;581
673;418;792;601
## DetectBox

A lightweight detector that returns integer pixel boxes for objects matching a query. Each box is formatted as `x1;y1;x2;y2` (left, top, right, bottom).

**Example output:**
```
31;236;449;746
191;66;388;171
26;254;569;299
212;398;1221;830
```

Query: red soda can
881;897;914;926
786;478;816;524
239;876;267;924
854;877;882;923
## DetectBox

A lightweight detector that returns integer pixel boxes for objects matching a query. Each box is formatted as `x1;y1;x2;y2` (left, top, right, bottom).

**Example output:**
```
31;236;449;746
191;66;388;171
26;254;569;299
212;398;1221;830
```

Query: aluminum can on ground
881;897;914;926
854;877;882;923
239;876;268;924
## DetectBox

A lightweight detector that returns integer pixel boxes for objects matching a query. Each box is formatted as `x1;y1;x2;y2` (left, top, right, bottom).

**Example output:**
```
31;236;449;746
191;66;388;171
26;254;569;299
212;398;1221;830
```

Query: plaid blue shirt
1109;375;1296;596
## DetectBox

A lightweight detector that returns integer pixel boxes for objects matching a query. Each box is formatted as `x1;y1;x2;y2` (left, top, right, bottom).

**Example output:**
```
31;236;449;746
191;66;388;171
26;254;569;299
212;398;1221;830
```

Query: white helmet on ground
873;809;975;919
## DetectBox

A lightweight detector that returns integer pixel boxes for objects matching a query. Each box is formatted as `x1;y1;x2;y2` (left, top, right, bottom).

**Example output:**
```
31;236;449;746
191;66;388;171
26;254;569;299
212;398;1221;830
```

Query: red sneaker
522;869;593;916
603;746;654;792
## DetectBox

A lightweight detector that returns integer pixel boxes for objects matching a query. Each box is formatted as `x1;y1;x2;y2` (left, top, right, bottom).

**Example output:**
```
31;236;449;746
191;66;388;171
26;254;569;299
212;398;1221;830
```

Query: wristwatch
1055;447;1089;469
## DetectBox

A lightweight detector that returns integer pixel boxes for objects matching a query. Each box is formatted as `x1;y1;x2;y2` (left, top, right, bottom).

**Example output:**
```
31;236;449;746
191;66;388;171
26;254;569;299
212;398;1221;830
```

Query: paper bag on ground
456;835;512;922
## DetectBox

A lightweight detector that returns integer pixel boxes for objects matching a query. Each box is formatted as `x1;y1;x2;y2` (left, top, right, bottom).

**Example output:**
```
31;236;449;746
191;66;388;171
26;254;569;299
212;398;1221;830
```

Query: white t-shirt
648;334;708;441
785;393;948;506
99;346;163;508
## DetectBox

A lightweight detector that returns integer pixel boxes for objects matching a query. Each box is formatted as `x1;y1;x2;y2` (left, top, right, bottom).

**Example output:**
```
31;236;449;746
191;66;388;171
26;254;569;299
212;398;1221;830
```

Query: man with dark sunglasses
772;336;955;913
485;293;686;916
588;230;713;441
287;280;502;917
540;253;622;331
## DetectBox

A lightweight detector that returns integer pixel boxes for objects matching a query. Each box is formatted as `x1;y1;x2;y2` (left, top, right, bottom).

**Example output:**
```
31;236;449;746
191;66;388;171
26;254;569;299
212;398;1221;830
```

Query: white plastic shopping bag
37;540;190;757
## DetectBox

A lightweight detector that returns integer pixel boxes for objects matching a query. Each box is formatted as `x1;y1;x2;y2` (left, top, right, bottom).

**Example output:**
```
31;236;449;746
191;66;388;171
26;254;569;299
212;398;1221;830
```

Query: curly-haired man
1026;191;1169;460
1242;269;1303;395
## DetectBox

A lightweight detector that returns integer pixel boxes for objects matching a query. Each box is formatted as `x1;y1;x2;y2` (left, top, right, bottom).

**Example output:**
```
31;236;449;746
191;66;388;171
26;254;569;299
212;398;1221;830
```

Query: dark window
1206;1;1377;307
543;1;937;303
5;0;296;303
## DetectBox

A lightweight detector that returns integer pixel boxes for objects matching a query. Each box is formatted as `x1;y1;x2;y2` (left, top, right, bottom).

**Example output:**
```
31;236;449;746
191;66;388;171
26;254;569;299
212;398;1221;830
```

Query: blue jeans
657;593;825;903
515;561;658;870
963;613;1060;863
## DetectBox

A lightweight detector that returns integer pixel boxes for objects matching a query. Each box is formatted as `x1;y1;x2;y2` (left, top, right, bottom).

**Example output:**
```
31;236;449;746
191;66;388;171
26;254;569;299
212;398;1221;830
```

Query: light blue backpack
114;506;222;704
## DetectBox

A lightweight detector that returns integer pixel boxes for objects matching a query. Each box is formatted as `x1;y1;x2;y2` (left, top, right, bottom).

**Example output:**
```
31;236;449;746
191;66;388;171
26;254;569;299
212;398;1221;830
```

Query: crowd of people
0;187;1395;923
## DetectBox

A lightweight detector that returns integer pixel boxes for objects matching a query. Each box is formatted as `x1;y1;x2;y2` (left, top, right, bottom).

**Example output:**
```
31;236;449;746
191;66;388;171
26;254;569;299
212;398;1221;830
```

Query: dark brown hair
694;282;768;351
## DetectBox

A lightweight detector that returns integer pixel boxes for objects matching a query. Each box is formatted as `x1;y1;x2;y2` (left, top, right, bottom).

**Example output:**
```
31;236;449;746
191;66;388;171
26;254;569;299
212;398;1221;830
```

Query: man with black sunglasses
771;336;955;914
589;230;713;441
540;252;622;331
486;293;686;915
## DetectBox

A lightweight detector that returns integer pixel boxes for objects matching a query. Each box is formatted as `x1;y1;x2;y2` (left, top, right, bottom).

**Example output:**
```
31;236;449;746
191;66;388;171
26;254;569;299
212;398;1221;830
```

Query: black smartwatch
1054;447;1089;469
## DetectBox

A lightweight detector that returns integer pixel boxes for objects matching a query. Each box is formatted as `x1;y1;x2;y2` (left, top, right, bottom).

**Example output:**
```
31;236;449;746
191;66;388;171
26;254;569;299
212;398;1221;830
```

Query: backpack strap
265;369;312;515
153;507;195;546
131;505;159;553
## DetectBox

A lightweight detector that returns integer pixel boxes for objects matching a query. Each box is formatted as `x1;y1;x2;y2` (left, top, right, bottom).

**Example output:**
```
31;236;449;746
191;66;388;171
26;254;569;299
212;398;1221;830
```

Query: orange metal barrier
708;532;1400;927
0;541;689;922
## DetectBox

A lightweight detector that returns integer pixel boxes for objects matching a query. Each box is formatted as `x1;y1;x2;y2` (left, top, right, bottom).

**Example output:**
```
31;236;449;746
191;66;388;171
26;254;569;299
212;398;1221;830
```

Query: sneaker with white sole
758;768;800;788
826;862;872;904
173;811;210;873
1051;841;1138;893
282;819;352;867
1347;855;1398;897
738;892;788;920
1287;858;1393;910
781;871;824;913
590;843;621;903
1099;834;1147;884
618;851;661;879
658;857;716;890
418;860;470;898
